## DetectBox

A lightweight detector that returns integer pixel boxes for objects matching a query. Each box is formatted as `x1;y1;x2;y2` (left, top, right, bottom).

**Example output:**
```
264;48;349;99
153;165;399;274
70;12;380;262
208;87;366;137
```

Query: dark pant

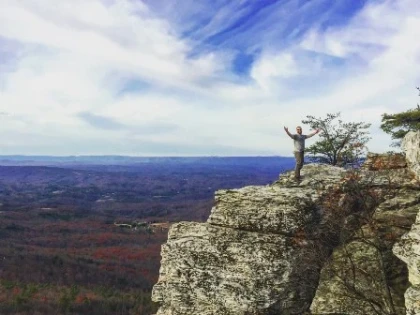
294;151;304;179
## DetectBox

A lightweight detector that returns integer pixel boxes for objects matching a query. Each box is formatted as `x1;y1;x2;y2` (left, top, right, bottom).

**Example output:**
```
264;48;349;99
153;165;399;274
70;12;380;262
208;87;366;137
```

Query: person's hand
284;126;289;132
316;128;321;133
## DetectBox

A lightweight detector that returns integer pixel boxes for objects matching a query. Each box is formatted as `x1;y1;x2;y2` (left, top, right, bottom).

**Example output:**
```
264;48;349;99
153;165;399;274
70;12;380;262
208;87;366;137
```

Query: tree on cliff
380;87;420;146
302;113;371;166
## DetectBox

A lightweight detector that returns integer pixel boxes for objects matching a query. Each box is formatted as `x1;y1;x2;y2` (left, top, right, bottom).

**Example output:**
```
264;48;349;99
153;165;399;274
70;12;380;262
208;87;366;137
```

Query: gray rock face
152;131;420;315
402;131;420;180
152;164;348;315
390;130;420;315
311;180;419;315
153;222;319;315
311;132;420;315
393;211;420;315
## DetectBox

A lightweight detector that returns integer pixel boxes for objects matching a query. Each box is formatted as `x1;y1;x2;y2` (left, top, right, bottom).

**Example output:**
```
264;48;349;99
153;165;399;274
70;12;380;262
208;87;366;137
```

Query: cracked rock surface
152;165;351;315
392;130;420;315
152;132;420;315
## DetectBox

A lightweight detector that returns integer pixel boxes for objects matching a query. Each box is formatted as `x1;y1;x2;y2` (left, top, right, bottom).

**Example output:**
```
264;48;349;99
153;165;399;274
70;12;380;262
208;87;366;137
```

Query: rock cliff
152;164;349;315
402;131;420;179
393;211;420;315
310;167;418;314
152;132;420;315
392;131;420;315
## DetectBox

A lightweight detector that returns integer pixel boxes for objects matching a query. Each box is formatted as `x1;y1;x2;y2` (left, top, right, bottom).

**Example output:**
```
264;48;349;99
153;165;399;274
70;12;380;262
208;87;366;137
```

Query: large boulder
402;131;420;180
393;211;420;315
152;131;419;315
152;164;349;315
391;130;420;315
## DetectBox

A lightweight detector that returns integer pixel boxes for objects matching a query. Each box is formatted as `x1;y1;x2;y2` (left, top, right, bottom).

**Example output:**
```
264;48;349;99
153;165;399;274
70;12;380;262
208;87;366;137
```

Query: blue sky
0;0;419;156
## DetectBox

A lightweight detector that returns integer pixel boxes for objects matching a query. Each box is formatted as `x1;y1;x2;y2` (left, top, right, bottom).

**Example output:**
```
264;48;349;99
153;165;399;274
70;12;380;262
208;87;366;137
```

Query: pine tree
380;87;420;146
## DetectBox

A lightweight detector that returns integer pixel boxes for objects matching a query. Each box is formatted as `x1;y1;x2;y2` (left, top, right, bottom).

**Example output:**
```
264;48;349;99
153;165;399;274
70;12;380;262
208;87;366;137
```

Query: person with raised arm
284;126;321;181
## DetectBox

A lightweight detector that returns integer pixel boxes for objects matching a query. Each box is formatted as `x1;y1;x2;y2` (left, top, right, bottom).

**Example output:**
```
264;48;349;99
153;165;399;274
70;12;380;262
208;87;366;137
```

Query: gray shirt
293;134;307;152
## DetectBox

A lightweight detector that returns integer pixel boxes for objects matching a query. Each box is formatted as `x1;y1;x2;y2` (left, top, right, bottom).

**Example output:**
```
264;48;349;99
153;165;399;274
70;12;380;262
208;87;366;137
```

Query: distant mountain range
0;155;294;167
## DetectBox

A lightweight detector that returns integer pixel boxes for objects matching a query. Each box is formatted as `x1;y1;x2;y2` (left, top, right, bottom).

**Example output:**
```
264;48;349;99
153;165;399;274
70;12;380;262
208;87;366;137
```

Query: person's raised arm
306;128;321;138
283;126;294;139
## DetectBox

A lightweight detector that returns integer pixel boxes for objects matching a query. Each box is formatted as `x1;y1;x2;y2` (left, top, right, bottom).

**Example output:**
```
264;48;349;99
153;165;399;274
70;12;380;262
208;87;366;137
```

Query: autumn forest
0;157;294;314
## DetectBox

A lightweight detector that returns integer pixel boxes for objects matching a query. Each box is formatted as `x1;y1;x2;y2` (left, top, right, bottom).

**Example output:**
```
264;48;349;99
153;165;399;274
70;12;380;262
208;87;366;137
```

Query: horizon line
0;154;296;158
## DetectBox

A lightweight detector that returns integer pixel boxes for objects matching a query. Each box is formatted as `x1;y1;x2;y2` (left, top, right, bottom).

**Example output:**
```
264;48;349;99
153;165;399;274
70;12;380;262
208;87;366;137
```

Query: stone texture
153;222;320;315
311;187;419;315
208;164;346;236
402;131;420;180
390;130;420;315
152;165;348;315
393;207;420;315
152;131;420;315
311;131;419;315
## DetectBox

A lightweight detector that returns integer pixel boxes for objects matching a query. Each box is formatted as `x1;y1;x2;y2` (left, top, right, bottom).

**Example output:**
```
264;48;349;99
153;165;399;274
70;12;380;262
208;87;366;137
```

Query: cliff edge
393;131;420;315
152;131;420;315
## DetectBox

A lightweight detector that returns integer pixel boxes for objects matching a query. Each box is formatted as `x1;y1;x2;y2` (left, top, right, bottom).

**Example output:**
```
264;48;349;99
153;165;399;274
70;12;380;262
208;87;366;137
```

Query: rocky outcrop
402;131;420;179
152;165;352;315
393;211;420;315
311;171;419;315
152;133;420;315
152;164;411;315
392;131;420;315
311;132;420;315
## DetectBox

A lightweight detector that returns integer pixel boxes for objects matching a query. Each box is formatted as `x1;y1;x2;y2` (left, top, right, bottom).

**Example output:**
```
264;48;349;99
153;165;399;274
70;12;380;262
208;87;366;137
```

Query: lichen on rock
311;131;420;315
393;205;420;315
152;132;420;315
402;131;420;180
152;165;363;315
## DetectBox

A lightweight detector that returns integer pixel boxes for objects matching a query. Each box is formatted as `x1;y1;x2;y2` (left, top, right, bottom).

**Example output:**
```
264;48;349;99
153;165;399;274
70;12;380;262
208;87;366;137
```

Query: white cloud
251;53;298;90
0;0;419;155
0;0;225;87
300;0;419;60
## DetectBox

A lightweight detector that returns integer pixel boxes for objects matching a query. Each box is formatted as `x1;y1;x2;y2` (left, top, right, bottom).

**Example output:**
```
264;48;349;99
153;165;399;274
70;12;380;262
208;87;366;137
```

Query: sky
0;0;419;156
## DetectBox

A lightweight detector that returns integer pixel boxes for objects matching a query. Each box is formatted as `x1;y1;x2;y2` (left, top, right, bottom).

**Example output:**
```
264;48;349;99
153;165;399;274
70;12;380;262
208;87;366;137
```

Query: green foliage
380;87;420;146
302;112;371;166
12;284;39;308
58;285;79;313
0;280;158;315
1;279;16;289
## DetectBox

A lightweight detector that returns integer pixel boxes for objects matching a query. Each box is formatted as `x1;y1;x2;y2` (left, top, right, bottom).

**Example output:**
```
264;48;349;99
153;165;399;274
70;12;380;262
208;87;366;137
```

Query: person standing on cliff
284;126;321;180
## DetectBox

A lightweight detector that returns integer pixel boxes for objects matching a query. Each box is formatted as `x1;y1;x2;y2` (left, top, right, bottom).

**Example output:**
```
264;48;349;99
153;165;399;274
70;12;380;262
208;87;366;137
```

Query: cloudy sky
0;0;419;156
